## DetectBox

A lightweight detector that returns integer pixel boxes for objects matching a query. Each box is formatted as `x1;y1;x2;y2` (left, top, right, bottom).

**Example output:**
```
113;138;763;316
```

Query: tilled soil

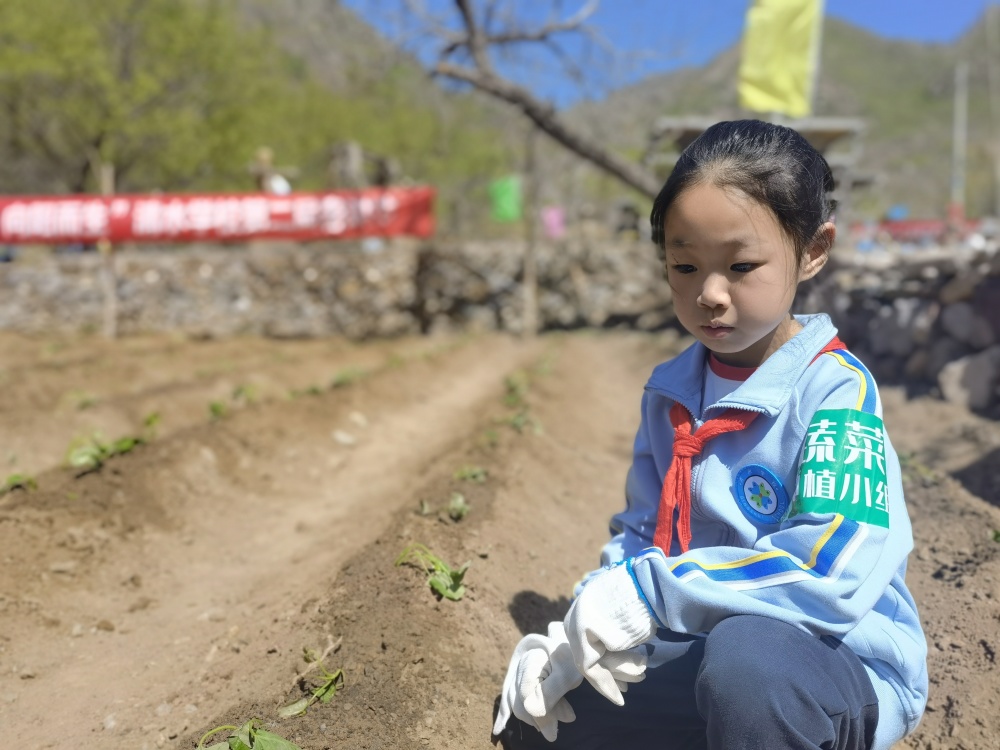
1;330;998;750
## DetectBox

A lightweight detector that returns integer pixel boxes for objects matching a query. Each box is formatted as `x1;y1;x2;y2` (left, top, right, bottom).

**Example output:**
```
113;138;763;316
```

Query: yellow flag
738;0;824;118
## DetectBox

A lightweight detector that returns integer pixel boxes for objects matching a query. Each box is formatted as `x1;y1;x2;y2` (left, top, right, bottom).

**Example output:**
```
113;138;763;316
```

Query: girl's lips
701;325;734;339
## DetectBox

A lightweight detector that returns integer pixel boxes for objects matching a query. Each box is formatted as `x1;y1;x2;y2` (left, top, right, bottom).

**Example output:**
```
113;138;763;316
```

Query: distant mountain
570;16;998;220
229;4;998;222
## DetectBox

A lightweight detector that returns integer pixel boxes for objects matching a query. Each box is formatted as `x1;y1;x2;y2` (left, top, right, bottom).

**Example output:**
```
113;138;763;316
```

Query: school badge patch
794;408;890;528
733;465;790;524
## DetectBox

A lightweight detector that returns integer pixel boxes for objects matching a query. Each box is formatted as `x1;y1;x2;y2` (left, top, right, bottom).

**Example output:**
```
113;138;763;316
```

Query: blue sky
343;1;994;106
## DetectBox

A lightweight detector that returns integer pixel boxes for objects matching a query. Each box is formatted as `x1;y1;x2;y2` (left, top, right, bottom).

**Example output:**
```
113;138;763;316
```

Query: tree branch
435;61;660;197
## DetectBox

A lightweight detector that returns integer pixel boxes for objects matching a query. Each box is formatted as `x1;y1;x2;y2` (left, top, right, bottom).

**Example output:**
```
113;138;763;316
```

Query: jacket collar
645;314;839;419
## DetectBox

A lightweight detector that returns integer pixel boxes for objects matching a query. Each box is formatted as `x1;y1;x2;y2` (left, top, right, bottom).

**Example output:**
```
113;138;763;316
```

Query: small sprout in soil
503;371;530;409
448;492;470;521
278;661;345;718
66;431;147;474
289;385;323;399
331;368;365;389
993;529;1000;543
143;411;161;437
395;543;470;602
198;719;302;750
1;473;37;495
209;400;228;420
417;499;434;516
453;465;488;483
74;392;99;410
504;410;543;436
232;384;259;404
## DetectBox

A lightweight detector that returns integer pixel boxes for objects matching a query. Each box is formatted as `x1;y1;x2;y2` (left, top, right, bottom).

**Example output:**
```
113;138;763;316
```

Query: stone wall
0;238;672;339
3;239;999;413
796;247;1000;413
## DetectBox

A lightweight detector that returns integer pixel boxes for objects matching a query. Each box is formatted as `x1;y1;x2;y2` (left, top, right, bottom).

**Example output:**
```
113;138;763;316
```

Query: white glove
493;621;647;742
564;561;658;706
493;622;582;742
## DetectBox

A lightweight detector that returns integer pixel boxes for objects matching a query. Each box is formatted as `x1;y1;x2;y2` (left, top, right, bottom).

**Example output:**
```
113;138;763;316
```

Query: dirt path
1;331;998;750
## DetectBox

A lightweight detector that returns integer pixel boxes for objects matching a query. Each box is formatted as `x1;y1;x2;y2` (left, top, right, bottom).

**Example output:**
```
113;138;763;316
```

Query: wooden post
97;162;118;339
522;128;539;338
986;5;1000;218
950;61;969;232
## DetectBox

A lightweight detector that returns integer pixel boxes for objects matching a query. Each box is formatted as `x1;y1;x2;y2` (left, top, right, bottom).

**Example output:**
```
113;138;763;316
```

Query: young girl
493;120;928;750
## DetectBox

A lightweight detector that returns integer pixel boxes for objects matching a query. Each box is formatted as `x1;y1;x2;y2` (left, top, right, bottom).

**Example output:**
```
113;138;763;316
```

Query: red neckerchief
652;336;847;555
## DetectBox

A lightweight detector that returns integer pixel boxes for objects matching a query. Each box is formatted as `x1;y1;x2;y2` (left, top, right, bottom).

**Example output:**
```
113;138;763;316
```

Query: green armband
793;408;890;528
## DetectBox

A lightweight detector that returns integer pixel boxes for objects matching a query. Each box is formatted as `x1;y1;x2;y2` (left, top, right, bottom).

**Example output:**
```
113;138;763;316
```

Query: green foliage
277;661;345;718
1;473;37;495
67;434;143;473
0;0;515;198
71;391;99;410
992;529;1000;543
453;465;488;483
447;492;470;521
232;385;258;404
395;543;470;602
503;371;530;409
66;415;158;474
330;368;366;389
289;385;324;399
500;369;542;434
209;401;228;420
198;719;302;750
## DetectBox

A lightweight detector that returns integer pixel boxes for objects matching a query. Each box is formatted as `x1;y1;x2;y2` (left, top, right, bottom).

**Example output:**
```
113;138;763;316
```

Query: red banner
0;187;435;244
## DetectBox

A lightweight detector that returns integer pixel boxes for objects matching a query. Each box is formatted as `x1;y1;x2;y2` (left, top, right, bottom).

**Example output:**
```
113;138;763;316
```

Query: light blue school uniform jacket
586;314;928;747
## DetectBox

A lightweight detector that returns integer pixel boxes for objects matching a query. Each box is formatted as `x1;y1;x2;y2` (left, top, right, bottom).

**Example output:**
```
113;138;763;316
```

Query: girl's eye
731;263;757;273
671;264;697;274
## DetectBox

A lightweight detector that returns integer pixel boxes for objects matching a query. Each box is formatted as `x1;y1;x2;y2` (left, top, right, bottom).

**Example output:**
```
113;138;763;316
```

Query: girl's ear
799;221;835;282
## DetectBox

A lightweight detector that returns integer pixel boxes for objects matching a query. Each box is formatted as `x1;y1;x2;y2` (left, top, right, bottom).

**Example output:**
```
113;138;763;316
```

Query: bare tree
403;0;662;198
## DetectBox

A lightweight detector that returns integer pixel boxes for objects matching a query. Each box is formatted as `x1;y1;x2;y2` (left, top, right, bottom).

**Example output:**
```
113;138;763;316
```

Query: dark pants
496;615;879;750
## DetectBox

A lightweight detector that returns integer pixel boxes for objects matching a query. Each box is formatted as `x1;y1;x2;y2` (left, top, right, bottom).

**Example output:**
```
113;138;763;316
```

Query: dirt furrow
180;331;670;750
0;333;543;749
0;332;445;479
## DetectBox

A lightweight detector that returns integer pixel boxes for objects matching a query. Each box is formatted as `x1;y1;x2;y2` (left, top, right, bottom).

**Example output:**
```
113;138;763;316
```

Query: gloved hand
493;621;647;742
564;560;658;706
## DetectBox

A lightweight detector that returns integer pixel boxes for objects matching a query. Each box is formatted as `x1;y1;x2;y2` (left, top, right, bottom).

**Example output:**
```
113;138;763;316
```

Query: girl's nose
697;274;730;310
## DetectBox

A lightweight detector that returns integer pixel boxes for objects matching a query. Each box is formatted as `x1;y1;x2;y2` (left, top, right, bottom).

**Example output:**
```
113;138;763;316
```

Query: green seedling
74;391;98;410
993;530;1000;543
143;411;161;437
453;465;487;483
290;384;324;399
198;719;302;750
209;400;228;420
395;543;470;601
66;433;146;474
417;499;433;516
330;368;365;389
0;473;36;495
278;661;345;718
448;492;470;521
504;410;543;435
232;384;259;404
503;371;530;409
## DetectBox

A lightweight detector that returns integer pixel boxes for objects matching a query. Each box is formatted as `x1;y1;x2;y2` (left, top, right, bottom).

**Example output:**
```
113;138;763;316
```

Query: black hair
650;119;837;262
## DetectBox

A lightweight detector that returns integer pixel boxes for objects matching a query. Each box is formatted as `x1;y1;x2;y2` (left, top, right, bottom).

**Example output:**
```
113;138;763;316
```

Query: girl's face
663;181;829;368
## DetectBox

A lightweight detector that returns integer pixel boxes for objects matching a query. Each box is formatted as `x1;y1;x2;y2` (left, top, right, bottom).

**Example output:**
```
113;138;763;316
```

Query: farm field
0;330;999;750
